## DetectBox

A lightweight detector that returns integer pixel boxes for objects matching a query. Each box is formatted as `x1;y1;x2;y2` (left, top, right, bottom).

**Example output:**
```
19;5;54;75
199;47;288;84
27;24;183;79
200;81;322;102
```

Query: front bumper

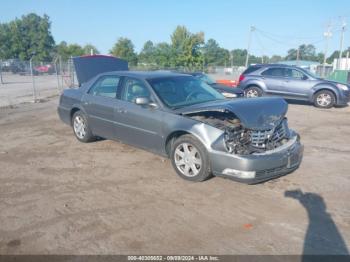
337;89;350;106
210;135;303;184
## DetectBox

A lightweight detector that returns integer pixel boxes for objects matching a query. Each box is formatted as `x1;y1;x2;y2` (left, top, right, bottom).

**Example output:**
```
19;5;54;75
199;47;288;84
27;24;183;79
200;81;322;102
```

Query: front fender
162;114;224;153
309;84;340;102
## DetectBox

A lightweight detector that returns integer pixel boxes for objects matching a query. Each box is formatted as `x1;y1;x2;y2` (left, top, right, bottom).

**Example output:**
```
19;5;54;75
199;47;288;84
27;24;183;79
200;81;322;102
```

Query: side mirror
135;97;157;108
302;75;308;80
135;97;150;105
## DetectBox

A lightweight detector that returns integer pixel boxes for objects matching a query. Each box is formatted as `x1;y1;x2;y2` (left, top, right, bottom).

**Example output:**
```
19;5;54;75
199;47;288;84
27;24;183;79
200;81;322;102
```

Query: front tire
170;135;212;182
72;111;95;142
244;86;263;98
314;90;335;108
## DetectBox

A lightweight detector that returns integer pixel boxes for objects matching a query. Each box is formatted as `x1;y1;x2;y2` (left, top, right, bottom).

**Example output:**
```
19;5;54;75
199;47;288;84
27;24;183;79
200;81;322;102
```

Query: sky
1;0;350;57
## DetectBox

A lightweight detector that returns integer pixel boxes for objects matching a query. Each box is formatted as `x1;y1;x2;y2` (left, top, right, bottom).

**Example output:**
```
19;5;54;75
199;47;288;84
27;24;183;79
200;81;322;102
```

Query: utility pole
322;24;332;77
29;55;37;102
296;48;300;65
338;18;346;69
0;59;3;84
245;26;255;68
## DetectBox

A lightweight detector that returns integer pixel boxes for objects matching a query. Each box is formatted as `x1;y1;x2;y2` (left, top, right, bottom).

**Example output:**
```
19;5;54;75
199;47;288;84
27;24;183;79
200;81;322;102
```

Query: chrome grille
250;119;289;148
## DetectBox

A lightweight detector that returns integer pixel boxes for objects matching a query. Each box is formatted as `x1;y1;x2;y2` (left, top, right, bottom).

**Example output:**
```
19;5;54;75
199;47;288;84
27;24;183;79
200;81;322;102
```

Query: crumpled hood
177;97;288;130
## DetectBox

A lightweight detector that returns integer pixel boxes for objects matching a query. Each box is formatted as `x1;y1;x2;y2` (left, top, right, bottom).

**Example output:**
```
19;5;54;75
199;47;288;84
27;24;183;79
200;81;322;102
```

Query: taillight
238;74;245;83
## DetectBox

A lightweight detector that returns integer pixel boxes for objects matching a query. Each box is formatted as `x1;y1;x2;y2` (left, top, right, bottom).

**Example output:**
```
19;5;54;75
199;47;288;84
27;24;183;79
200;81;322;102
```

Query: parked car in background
58;61;303;184
186;72;244;99
238;64;350;108
2;59;28;74
34;64;55;75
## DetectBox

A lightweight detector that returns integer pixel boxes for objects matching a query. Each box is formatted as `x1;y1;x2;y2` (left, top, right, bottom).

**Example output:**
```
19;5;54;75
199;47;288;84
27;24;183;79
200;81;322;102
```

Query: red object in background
238;74;245;84
216;79;237;87
34;64;52;73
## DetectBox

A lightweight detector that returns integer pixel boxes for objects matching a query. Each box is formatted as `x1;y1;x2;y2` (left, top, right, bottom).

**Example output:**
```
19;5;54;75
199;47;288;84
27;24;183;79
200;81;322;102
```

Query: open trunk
73;55;128;86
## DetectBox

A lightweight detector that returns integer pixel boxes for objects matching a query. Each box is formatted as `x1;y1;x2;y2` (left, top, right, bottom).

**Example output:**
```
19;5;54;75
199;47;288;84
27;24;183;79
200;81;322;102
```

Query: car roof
250;63;304;69
102;70;191;80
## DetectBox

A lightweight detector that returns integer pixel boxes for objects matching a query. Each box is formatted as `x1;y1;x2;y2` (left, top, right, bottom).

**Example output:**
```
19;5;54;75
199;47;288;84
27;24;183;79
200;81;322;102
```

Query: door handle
117;108;127;113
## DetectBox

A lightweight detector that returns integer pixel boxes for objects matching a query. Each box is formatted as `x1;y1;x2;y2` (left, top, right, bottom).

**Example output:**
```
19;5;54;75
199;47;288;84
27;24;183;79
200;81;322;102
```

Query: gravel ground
0;95;349;255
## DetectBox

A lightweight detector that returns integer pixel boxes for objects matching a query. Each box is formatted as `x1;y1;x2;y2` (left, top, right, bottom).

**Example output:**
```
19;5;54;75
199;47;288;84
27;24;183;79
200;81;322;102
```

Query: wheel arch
165;130;191;156
70;105;86;126
244;82;267;94
311;87;338;103
165;130;208;157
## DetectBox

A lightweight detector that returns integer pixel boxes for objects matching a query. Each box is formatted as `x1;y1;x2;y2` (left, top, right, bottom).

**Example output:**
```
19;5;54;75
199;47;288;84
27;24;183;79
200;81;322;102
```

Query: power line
254;27;323;40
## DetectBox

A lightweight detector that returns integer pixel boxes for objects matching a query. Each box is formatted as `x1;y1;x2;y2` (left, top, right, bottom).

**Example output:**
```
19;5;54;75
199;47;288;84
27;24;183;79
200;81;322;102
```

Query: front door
113;77;164;153
282;68;313;99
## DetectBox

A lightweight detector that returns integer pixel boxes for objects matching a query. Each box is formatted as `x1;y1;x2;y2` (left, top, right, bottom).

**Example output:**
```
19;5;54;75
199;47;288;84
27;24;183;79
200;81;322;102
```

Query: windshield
147;76;224;109
196;74;216;84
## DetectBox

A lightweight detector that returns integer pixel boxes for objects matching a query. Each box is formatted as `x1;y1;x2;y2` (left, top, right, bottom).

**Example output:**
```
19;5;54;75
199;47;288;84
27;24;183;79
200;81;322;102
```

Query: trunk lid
73;55;128;86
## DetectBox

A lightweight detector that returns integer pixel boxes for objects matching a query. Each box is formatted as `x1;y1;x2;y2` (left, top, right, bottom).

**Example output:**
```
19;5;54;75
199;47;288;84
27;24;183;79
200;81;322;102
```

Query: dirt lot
0;96;349;255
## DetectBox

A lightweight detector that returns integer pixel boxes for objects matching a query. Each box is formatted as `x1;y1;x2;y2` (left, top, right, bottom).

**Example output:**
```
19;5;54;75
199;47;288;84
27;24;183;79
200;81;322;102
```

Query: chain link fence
0;58;244;108
0;58;77;107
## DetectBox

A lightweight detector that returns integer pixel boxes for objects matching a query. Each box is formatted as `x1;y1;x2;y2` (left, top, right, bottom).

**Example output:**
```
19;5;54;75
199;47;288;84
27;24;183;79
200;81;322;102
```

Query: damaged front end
186;110;291;155
178;97;303;183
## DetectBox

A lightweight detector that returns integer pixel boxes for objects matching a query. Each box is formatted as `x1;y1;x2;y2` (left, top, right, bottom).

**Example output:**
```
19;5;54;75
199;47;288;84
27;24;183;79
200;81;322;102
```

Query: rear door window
88;76;121;98
261;67;285;77
243;65;262;74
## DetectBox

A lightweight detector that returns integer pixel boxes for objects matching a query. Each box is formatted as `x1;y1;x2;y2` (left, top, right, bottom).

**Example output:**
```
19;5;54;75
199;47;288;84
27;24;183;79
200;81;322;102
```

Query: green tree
170;26;204;70
286;44;318;61
110;37;138;66
0;13;55;61
83;44;99;55
202;39;230;66
230;49;247;66
153;42;173;68
56;41;84;60
326;47;350;63
269;55;283;63
0;23;11;59
138;40;156;64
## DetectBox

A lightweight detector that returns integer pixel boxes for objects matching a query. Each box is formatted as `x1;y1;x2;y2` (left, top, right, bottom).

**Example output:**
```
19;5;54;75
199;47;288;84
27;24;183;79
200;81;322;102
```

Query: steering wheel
186;90;209;101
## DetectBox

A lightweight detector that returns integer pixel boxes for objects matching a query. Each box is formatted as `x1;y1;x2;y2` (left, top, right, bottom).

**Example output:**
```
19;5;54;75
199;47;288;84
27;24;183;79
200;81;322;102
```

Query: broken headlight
224;126;251;154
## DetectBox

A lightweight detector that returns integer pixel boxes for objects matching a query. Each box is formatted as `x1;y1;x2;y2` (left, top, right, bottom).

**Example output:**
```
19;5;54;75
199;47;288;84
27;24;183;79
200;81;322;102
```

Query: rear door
113;77;164;153
260;67;285;95
282;68;313;99
82;75;121;139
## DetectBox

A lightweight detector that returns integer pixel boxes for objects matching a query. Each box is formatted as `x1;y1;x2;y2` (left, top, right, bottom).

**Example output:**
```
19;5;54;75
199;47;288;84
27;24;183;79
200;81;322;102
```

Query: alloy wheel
316;93;331;107
246;89;259;98
73;115;87;139
174;142;202;177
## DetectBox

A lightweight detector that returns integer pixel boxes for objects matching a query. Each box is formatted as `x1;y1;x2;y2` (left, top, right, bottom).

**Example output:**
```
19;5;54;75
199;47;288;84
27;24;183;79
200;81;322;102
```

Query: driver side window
122;78;150;103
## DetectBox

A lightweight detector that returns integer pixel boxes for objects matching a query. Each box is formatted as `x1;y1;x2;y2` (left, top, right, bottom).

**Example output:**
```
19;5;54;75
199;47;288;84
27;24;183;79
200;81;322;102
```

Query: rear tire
170;135;212;182
314;90;335;108
72;111;95;142
244;86;263;98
